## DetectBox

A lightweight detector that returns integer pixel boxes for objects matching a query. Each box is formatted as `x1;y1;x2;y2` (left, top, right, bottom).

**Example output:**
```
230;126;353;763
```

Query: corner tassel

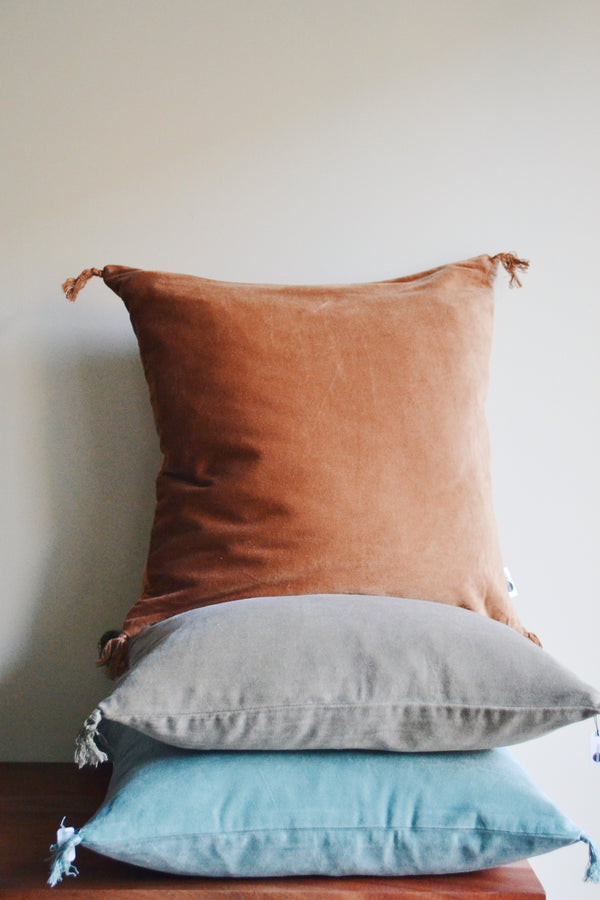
582;833;600;883
48;818;82;886
96;630;130;679
61;267;103;302
74;708;108;769
492;252;530;288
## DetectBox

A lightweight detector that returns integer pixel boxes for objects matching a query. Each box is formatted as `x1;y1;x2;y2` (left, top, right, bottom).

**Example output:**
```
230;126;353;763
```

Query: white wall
2;1;599;896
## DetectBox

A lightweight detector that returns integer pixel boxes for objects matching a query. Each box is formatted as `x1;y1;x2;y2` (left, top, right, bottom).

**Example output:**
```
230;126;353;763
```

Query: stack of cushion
50;253;600;886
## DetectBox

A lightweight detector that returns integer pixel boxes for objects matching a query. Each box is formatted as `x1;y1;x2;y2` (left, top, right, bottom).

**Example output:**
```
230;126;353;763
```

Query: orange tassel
62;267;103;302
493;253;530;288
96;631;130;679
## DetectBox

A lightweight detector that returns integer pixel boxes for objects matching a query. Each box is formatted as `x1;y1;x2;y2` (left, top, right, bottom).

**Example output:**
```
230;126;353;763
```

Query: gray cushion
79;594;600;757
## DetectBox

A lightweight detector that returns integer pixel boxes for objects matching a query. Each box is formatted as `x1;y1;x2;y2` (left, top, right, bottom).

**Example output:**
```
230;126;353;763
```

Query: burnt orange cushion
77;254;536;672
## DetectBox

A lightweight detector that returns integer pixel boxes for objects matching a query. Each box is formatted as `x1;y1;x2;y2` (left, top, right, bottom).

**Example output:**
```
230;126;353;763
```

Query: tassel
47;818;82;886
61;267;103;302
524;627;542;648
96;630;130;679
74;708;108;769
492;252;530;288
582;833;600;883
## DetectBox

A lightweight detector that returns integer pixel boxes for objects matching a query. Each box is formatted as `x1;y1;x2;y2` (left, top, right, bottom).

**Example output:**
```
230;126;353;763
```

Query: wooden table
0;763;545;898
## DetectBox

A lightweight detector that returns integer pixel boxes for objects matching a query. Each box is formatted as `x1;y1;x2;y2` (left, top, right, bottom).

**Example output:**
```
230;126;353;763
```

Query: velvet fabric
97;254;537;669
63;720;597;880
80;594;598;756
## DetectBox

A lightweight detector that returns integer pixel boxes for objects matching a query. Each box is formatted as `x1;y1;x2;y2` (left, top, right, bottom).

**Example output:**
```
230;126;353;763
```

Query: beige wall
2;2;599;896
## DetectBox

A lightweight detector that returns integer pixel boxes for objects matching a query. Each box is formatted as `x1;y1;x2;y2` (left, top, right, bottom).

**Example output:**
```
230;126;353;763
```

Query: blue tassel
47;818;82;887
582;833;600;883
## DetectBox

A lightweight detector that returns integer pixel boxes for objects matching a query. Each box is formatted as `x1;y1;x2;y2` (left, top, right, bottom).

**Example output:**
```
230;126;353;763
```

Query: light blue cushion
50;721;599;883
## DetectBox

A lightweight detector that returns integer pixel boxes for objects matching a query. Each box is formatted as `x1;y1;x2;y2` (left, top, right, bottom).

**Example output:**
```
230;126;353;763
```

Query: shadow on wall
0;346;160;761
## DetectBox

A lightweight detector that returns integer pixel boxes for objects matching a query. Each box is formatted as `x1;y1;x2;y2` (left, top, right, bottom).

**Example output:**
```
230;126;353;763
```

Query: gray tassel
74;708;107;768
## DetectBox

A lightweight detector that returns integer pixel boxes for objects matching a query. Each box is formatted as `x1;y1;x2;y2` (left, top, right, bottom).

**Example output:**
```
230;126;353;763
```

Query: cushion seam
120;702;595;717
85;824;577;845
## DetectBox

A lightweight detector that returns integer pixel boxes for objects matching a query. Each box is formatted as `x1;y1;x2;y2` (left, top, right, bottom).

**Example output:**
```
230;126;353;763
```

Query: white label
591;731;600;765
55;823;77;863
56;824;75;846
504;567;518;599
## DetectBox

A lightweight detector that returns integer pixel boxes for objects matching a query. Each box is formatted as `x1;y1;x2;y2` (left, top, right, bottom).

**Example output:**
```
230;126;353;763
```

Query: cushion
65;253;537;674
51;720;600;884
75;594;600;762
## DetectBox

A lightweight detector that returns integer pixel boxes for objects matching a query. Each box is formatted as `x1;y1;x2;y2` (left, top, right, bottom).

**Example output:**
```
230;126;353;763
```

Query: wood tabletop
0;762;545;899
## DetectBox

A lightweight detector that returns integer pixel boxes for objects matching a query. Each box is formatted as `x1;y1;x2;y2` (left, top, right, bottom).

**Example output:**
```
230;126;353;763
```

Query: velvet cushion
75;595;599;761
69;253;537;672
51;720;599;883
